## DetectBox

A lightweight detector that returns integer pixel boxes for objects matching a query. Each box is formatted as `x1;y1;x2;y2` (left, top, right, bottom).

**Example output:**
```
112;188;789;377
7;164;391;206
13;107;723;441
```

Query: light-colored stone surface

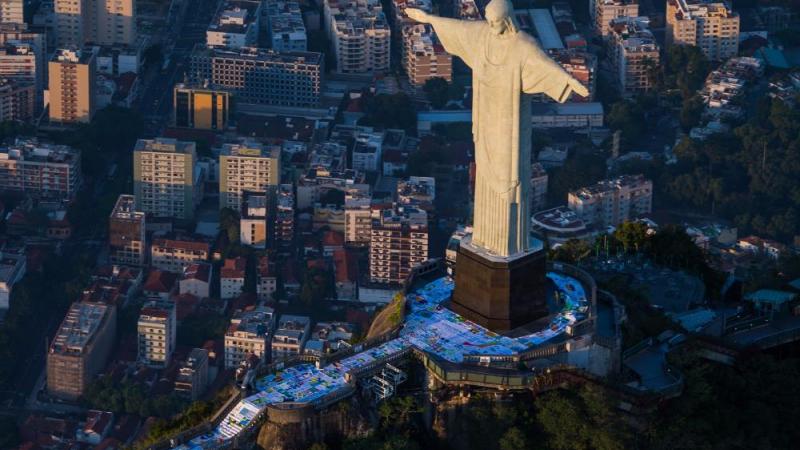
407;0;588;257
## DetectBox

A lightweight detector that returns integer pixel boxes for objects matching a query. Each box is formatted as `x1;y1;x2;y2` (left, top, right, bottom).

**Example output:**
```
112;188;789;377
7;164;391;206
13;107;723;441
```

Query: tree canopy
359;93;417;132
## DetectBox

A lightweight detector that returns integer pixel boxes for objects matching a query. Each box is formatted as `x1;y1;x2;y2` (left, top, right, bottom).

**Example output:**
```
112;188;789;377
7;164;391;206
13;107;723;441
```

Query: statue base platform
450;237;548;333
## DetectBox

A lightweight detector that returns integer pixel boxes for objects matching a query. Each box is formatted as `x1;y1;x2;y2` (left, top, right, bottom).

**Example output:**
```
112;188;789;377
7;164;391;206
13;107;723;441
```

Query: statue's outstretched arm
405;8;482;69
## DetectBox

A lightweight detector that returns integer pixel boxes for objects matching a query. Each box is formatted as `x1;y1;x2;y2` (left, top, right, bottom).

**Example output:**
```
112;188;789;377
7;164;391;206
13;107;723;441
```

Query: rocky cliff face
255;400;372;450
429;390;474;450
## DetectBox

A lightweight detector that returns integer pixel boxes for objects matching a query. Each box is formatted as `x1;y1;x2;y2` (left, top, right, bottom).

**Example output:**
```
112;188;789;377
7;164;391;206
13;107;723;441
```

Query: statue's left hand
405;8;430;23
567;78;590;98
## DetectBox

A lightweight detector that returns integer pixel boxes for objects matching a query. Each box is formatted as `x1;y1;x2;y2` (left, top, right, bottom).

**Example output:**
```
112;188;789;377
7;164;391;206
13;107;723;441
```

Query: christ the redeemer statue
407;0;589;257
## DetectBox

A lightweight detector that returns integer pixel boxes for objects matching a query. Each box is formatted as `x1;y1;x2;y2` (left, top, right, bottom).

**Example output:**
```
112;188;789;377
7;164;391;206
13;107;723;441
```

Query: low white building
0;248;26;310
271;314;311;359
224;305;276;369
180;263;212;298
256;256;277;301
220;257;246;299
240;192;268;249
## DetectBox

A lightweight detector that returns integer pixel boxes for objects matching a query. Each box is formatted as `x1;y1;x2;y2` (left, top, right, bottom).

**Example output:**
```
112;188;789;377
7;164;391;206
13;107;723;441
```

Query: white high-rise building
54;0;136;47
133;138;199;221
567;174;652;228
137;300;176;368
219;139;280;212
324;0;390;74
666;0;739;61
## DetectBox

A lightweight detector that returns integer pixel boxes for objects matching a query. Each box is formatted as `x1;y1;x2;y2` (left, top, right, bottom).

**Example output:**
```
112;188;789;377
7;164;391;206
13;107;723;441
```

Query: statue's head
485;0;518;36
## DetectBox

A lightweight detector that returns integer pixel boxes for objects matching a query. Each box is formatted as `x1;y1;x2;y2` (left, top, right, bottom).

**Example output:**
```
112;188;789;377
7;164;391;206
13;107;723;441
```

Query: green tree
679;95;705;131
549;239;592;263
219;207;240;244
0;416;20;449
535;386;632;450
607;100;645;142
499;427;528;450
378;396;421;431
299;267;335;308
664;45;710;97
423;77;450;109
613;221;649;253
360;93;417;131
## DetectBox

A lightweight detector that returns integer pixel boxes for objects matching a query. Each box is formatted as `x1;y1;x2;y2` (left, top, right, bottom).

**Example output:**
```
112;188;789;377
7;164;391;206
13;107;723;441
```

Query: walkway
180;273;589;449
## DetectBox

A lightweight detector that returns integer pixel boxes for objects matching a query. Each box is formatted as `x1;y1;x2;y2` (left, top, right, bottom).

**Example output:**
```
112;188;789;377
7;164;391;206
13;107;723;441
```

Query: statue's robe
430;18;577;256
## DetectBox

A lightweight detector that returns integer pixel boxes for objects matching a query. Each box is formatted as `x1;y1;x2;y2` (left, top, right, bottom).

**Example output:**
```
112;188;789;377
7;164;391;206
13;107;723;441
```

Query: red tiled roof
173;293;199;321
143;270;178;293
183;263;211;283
152;237;210;253
322;230;344;247
333;249;357;283
257;256;273;277
221;257;246;279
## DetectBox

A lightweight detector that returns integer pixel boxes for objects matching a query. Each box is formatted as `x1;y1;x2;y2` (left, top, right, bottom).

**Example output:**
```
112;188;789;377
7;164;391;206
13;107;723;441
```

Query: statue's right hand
405;8;429;23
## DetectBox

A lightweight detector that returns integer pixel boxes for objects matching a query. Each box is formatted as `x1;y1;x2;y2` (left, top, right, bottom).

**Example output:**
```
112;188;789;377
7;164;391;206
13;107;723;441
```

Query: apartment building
240;191;269;249
0;0;23;25
0;247;25;310
54;0;136;47
369;205;429;285
175;348;209;400
224;305;276;369
552;49;596;102
151;235;210;274
339;125;383;173
0;42;42;106
47;302;117;400
133;138;199;221
701;57;764;119
455;0;481;19
137;300;176;368
531;163;548;212
594;0;639;36
304;322;354;356
609;17;659;96
180;263;212;298
256;256;277;301
220;257;246;299
108;194;146;266
397;176;435;211
344;189;372;247
402;24;452;86
48;48;97;124
219;139;280;212
189;45;323;107
173;83;230;131
0;79;33;121
324;0;390;74
567;174;652;228
275;184;295;250
0;138;81;200
667;0;739;61
94;45;142;77
271;314;311;359
207;0;262;49
265;0;307;52
0;24;45;107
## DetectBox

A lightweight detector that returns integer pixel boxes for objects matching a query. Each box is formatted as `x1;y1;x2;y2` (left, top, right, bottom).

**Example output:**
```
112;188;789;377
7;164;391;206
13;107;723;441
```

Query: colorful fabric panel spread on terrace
181;273;588;448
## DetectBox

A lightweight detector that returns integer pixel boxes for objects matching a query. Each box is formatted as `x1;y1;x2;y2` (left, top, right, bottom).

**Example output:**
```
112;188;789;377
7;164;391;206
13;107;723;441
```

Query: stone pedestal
451;237;548;332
